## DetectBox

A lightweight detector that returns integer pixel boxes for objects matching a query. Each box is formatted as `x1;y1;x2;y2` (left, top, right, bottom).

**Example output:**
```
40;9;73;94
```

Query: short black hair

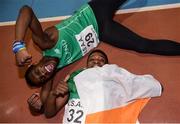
87;49;109;64
25;65;42;88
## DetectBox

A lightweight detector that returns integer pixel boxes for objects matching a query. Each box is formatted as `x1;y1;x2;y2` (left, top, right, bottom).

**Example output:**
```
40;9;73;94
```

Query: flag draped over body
63;64;162;123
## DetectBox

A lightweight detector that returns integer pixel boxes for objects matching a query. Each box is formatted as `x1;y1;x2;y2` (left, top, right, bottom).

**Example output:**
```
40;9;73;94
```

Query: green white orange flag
63;64;162;123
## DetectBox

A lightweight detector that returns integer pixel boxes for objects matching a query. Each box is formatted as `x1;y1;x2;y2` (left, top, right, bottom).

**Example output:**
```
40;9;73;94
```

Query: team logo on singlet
75;25;99;56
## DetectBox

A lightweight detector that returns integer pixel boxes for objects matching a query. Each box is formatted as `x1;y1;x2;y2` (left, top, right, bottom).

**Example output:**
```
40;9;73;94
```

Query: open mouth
45;63;55;73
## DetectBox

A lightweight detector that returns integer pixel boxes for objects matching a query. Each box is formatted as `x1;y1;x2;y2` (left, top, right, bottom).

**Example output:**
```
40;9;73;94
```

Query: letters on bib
63;99;85;124
75;25;99;56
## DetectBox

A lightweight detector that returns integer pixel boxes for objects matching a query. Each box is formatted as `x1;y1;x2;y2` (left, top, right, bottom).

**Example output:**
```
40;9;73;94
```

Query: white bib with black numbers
75;25;99;56
63;99;85;124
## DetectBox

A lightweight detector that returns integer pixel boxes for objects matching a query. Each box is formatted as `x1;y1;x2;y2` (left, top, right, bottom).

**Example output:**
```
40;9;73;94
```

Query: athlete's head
87;49;109;68
25;57;59;87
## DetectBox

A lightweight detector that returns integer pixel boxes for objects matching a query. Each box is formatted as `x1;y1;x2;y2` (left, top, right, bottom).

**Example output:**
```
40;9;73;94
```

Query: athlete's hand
52;81;69;97
27;92;43;112
15;49;32;66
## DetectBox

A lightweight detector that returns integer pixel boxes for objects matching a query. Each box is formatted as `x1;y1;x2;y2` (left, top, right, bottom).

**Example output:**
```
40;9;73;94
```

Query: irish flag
64;64;162;123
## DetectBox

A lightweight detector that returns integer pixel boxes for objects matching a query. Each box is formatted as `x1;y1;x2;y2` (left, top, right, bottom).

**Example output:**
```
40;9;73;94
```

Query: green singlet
67;69;84;99
43;4;99;69
63;69;85;123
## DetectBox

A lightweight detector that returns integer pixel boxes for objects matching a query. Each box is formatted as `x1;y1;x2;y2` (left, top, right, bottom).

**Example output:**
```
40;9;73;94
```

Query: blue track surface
0;0;180;22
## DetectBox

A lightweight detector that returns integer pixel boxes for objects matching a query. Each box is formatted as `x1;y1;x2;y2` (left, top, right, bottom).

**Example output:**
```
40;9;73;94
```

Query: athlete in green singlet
27;49;108;118
14;0;180;88
15;4;100;87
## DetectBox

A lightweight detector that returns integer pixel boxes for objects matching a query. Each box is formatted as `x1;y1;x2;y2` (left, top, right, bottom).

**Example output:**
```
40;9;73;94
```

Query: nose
94;60;99;64
94;60;102;66
39;67;46;76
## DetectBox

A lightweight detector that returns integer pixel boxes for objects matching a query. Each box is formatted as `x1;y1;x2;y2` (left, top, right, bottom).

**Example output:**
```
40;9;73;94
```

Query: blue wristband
12;40;26;54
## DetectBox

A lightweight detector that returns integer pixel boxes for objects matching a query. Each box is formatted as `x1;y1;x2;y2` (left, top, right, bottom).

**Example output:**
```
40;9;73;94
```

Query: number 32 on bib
63;99;86;124
76;25;99;56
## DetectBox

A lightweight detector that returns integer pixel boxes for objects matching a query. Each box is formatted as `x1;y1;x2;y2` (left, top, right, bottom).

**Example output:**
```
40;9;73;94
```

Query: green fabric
43;4;99;69
68;69;84;99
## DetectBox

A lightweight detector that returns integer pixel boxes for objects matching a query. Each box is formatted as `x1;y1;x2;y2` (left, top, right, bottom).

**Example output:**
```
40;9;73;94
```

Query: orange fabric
85;98;150;123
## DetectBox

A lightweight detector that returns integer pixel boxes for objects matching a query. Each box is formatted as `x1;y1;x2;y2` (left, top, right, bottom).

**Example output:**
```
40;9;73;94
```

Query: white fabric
63;99;85;124
74;64;162;114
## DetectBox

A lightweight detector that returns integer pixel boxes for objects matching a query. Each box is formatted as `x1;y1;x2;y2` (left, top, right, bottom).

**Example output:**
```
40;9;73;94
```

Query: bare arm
44;91;69;118
27;76;69;114
40;79;53;104
15;5;46;48
44;81;69;118
14;5;53;66
27;79;53;113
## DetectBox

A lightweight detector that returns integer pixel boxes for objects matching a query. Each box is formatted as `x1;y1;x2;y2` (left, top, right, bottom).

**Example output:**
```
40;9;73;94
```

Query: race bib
75;25;99;56
63;99;85;124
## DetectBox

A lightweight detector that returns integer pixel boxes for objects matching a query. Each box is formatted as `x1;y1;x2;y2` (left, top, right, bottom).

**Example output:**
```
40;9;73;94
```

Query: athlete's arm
14;5;55;66
40;80;53;104
44;81;69;118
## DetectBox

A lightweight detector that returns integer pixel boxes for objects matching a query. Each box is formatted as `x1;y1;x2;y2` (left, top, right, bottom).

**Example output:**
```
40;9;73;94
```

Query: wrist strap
12;40;26;54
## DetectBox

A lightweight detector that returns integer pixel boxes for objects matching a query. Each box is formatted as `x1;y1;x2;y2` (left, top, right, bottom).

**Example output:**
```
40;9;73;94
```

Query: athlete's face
87;52;107;68
28;57;58;85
